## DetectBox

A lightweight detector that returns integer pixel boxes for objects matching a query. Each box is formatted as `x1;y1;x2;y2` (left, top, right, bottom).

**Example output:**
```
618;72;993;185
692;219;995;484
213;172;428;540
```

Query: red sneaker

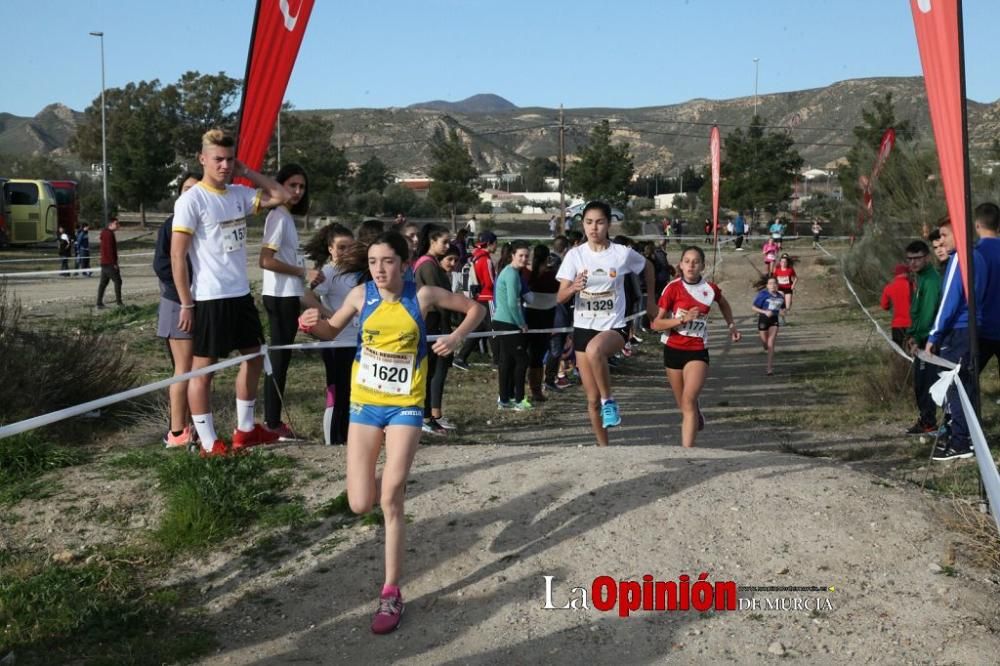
264;422;300;442
232;424;280;450
198;440;230;458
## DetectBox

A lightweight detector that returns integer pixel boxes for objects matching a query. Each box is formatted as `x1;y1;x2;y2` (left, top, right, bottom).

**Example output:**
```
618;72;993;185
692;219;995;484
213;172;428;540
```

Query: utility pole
276;106;282;170
559;104;566;235
89;31;108;228
753;57;760;119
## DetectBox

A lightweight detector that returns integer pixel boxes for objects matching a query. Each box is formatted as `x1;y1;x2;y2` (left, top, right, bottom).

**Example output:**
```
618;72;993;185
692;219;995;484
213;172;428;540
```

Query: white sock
236;399;256;432
192;413;218;450
601;396;614;405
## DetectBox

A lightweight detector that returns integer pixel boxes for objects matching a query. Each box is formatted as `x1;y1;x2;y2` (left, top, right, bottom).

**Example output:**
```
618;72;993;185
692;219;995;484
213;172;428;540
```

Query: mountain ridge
4;77;999;177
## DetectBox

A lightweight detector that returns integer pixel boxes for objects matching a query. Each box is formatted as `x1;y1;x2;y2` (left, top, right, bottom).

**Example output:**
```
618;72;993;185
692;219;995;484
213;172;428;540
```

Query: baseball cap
478;231;497;244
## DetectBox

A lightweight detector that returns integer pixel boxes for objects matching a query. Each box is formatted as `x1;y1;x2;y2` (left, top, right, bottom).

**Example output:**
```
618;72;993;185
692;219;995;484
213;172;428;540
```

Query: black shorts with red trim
193;293;265;359
663;345;710;369
757;314;780;331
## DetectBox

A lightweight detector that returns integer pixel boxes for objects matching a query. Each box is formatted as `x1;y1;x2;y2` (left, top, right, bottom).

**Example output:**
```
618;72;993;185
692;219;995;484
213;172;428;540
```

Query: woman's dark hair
496;242;513;272
681;245;706;264
416;223;449;258
582;200;612;222
442;243;461;259
360;231;410;283
530;242;550;282
778;253;795;267
304;222;353;265
177;170;202;196
356;218;385;245
612;235;633;247
275;163;309;215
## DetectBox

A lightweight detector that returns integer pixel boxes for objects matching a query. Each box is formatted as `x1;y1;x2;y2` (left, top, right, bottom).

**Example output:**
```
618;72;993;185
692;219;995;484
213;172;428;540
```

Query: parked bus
48;180;79;237
1;179;59;245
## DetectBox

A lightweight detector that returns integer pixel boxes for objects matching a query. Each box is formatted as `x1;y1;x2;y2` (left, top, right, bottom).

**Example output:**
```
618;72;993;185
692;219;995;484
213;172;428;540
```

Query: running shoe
904;421;937;436
621;343;633;358
232;424;280;451
370;591;404;634
435;417;457;430
932;443;974;462
422;418;447;435
629;335;643;345
497;398;514;410
512;398;533;411
696;402;705;431
199;440;230;458
452;359;471;371
608;357;621;368
601;399;621;428
163;426;195;449
554;376;571;389
531;391;548;403
265;422;301;442
544;381;566;393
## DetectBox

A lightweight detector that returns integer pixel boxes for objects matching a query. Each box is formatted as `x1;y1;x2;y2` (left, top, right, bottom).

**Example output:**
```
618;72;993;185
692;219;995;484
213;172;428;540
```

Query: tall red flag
710;125;721;245
910;0;970;294
235;0;315;180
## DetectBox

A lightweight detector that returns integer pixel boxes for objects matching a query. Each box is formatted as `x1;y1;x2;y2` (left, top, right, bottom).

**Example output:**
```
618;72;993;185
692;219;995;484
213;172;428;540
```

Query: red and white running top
658;277;722;351
773;266;796;291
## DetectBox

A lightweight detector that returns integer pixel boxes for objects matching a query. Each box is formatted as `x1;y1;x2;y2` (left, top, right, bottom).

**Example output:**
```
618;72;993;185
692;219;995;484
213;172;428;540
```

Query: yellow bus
1;179;59;245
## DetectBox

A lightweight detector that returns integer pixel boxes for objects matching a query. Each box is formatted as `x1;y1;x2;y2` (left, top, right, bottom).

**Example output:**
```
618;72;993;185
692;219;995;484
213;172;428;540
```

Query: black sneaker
452;359;470;371
422;418;447;436
905;421;936;436
932;443;974;461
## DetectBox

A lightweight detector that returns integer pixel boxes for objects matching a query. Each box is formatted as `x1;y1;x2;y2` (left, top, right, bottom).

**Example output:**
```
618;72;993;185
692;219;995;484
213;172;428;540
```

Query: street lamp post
89;31;108;228
753;57;760;119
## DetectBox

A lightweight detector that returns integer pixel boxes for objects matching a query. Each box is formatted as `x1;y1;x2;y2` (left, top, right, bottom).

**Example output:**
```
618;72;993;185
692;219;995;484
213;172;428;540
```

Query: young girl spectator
413;223;457;433
494;241;532;409
259;163;313;440
524;243;560;402
302;223;362;445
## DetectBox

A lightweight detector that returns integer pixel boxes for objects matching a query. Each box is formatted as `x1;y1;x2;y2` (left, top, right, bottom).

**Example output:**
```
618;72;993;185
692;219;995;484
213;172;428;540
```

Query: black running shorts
193;293;265;359
757;314;779;331
663;345;710;369
573;326;629;353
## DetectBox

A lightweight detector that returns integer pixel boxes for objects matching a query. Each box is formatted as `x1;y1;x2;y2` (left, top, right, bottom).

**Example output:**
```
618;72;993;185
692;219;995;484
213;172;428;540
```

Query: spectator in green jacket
493;240;531;410
903;239;942;435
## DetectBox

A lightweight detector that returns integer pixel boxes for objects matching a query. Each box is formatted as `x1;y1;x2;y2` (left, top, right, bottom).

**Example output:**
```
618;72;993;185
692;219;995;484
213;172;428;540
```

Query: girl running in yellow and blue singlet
349;279;428;428
299;230;484;636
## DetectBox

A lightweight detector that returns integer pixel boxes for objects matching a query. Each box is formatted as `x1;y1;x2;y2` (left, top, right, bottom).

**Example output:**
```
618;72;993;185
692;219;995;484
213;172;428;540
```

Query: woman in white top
555;201;657;445
302;222;362;445
259;163;313;441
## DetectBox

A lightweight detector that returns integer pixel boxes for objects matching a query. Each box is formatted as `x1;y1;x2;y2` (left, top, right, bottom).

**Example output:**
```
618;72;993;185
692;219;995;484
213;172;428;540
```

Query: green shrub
0;433;87;505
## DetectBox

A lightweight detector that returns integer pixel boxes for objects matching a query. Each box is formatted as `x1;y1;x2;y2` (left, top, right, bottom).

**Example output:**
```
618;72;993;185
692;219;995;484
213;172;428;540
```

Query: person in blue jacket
973;203;1000;374
925;216;986;462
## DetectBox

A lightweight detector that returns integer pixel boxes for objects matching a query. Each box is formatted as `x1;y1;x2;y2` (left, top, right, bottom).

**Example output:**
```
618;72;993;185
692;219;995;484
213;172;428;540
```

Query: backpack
412;254;435;274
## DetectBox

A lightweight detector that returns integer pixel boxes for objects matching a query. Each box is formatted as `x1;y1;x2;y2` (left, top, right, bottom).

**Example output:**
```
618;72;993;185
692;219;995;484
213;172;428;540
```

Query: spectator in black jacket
153;171;201;449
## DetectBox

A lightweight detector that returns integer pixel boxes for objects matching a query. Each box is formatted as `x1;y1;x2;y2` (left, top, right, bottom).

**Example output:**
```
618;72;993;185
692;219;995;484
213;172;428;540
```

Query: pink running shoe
370;590;404;634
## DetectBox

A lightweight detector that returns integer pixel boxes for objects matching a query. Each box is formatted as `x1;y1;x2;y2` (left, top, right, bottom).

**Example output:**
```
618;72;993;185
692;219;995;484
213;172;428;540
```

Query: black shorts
573;326;629;353
663;345;710;369
757;314;779;331
193;293;265;359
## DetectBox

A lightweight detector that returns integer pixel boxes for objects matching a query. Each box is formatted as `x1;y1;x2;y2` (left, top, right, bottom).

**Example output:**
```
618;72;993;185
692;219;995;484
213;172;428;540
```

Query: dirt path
10;244;1000;663
193;246;998;664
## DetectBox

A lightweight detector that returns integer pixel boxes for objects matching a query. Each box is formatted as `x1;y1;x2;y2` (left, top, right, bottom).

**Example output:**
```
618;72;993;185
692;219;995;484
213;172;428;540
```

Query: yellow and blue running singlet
350;280;428;409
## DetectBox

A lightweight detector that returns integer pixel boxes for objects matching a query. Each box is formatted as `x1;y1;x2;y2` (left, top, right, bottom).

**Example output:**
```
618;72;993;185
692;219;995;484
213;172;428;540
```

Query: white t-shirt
555;242;647;330
261;206;304;298
312;264;361;344
172;182;261;301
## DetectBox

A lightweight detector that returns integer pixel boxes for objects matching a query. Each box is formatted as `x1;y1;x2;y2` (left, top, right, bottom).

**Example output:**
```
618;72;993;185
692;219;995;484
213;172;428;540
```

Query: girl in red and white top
652;246;741;448
772;253;797;312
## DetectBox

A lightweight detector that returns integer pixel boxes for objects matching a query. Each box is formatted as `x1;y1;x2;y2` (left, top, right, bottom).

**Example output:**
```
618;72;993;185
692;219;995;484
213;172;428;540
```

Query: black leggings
424;349;452;416
525;308;555;369
457;302;497;364
262;295;301;428
495;320;528;402
322;346;355;445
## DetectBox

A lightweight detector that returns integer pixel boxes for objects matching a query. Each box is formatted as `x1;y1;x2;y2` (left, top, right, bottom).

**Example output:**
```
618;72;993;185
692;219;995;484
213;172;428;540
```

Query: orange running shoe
163;425;195;449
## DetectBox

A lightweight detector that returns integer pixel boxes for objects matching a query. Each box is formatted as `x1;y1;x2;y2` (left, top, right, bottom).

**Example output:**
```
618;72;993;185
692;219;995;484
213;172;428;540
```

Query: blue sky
7;0;1000;117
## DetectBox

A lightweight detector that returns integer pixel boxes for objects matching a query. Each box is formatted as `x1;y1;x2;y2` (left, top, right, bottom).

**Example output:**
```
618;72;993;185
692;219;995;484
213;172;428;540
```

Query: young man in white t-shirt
170;129;290;457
